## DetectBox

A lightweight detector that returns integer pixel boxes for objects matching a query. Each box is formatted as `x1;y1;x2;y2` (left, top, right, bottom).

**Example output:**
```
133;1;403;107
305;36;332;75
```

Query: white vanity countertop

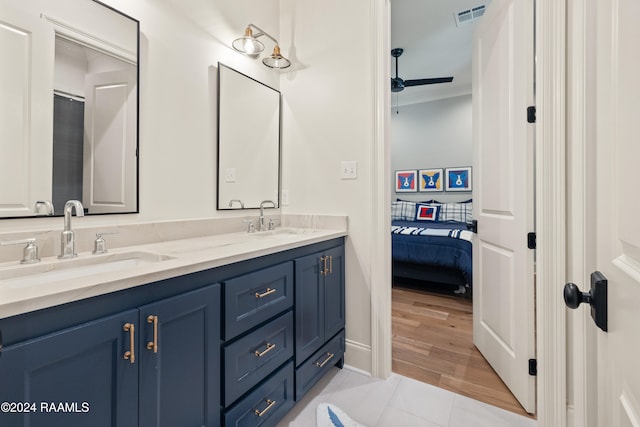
0;227;347;319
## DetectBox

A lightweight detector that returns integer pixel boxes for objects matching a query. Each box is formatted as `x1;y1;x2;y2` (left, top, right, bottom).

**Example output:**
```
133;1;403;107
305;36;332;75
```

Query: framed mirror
0;0;139;218
217;63;281;210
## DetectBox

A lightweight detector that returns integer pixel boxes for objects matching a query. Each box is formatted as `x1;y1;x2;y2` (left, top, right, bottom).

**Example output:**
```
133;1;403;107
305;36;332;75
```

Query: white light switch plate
340;161;357;179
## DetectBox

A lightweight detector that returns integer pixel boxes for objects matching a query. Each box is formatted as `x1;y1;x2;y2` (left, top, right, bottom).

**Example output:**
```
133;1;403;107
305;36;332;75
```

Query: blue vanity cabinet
0;309;139;427
294;244;345;399
138;284;221;427
0;284;221;427
0;236;345;427
294;245;345;365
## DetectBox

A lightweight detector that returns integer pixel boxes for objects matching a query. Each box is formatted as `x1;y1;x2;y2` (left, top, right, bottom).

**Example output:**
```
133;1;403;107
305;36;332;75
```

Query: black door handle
563;271;608;332
563;283;591;309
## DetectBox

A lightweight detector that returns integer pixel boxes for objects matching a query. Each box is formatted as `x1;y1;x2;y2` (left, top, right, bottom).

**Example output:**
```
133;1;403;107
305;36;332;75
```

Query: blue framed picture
445;167;472;192
418;168;444;192
395;170;417;192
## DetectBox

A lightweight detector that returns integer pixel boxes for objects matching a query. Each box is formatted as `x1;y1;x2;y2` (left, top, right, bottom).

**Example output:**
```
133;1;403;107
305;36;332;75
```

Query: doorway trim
370;0;392;380
534;0;568;425
370;0;569;425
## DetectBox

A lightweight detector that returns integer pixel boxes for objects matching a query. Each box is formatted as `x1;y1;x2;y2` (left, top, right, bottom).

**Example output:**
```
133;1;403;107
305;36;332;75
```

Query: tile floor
277;367;537;427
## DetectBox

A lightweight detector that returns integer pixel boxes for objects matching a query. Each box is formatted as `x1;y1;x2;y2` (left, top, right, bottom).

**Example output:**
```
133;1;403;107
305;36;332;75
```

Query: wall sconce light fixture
232;24;291;69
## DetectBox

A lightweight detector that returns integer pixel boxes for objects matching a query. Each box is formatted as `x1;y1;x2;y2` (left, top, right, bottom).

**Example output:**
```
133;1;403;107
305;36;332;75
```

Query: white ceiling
390;0;491;107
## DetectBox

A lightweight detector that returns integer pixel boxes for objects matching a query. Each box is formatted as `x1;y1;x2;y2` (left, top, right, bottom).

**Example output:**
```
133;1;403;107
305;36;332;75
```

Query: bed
391;200;473;294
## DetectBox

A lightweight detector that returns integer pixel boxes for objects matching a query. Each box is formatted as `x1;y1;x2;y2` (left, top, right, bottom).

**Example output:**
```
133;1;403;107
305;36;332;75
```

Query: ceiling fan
391;48;454;92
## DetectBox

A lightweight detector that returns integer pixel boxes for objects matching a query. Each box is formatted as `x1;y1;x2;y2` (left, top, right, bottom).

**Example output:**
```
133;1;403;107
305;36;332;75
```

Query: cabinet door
323;245;345;340
138;284;221;427
294;252;324;366
0;309;138;427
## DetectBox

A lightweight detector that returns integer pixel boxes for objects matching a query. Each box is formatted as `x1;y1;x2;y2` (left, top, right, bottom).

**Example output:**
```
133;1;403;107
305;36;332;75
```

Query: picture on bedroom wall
395;170;417;192
445;167;472;191
418;168;444;192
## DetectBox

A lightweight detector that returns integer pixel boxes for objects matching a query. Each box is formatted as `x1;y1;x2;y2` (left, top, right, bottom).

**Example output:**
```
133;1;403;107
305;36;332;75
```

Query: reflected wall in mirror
217;63;280;210
0;0;139;218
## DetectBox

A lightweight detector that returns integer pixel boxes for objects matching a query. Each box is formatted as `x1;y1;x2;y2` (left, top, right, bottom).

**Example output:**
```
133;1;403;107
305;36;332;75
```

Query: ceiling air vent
454;4;486;26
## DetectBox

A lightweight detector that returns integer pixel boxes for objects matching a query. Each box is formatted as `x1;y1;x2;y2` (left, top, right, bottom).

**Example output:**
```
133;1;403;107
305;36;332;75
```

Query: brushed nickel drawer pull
146;315;158;353
320;256;328;276
329;255;333;274
315;352;335;368
255;287;276;298
254;399;277;417
123;323;135;364
254;342;276;357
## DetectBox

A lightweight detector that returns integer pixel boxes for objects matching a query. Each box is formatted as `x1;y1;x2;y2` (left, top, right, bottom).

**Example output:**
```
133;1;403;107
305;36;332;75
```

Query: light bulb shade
232;27;265;55
262;45;291;69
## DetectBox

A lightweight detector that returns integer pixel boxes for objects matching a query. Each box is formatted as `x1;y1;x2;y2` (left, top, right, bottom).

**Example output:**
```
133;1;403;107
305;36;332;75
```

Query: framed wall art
418;168;444;192
395;170;417;192
445;167;472;191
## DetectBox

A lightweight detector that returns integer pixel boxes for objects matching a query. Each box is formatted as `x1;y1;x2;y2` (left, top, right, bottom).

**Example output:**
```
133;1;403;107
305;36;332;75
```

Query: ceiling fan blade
404;77;454;86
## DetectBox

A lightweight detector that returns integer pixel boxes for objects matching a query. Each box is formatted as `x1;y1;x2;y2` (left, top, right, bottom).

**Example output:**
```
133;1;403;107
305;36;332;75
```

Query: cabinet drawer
224;262;293;340
295;329;345;400
224;360;295;427
224;311;294;406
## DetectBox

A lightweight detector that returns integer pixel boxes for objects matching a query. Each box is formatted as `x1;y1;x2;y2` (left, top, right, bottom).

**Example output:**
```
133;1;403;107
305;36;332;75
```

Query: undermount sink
249;228;311;238
0;251;174;288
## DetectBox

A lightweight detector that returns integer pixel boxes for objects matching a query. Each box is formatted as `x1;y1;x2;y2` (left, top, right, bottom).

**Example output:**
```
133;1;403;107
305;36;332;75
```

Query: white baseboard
344;339;372;374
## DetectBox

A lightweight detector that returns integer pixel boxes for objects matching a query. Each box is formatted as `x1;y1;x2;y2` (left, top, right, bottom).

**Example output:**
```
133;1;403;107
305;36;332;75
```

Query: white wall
391;94;472;203
279;0;376;371
0;0;378;374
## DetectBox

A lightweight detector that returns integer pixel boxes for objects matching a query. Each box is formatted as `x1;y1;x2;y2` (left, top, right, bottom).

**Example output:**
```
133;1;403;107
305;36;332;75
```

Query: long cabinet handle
314;352;335;368
123;323;135;364
254;399;277;417
320;256;327;276
254;342;276;357
255;288;276;298
329;255;333;274
146;315;158;353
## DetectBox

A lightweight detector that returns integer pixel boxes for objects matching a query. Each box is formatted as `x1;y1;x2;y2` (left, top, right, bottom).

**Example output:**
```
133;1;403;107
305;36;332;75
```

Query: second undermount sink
0;251;174;288
250;228;311;238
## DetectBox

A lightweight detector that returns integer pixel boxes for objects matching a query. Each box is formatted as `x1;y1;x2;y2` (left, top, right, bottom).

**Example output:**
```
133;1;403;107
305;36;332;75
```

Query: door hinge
527;106;536;123
528;358;537;376
469;220;478;233
527;232;536;249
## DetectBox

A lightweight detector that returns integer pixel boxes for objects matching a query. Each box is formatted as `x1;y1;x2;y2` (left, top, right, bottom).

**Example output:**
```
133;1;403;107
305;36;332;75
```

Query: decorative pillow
440;202;473;224
415;204;440;222
391;200;417;221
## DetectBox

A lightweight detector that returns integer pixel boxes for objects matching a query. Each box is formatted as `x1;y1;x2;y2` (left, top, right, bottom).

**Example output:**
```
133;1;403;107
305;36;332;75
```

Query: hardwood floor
391;282;534;419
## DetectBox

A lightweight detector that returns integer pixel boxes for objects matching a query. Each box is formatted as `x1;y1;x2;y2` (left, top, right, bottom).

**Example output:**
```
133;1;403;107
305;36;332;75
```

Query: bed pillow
415;204;440;222
391;200;417;221
440;202;473;224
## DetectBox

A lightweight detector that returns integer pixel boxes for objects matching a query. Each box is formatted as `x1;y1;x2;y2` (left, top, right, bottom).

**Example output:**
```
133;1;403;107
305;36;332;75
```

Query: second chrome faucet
59;200;84;259
258;200;276;232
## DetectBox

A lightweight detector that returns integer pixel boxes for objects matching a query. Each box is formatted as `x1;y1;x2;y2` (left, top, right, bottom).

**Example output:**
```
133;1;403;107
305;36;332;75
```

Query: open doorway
389;0;533;418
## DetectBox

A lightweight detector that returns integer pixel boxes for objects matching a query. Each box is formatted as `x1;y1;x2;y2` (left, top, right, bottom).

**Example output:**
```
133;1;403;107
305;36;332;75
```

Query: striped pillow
440;202;473;224
391;200;417;221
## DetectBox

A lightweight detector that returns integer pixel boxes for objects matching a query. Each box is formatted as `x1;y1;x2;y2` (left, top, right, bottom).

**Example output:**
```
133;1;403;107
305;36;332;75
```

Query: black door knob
563;282;592;309
563;272;608;332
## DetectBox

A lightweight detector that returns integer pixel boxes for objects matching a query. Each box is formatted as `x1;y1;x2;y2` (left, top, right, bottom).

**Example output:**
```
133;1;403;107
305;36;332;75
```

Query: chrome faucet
258;200;276;231
59;200;84;259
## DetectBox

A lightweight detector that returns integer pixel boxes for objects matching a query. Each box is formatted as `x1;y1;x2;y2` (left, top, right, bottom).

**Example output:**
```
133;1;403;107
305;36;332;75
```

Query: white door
0;3;53;216
591;1;640;424
471;0;536;414
83;68;137;214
